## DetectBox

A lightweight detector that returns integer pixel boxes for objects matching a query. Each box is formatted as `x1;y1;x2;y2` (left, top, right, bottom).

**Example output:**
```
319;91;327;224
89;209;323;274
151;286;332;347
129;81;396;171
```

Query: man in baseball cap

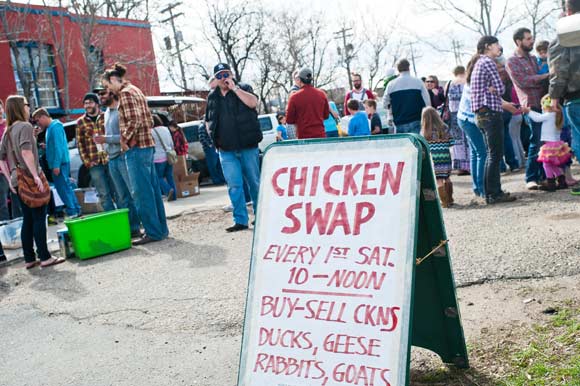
205;63;262;232
286;67;329;139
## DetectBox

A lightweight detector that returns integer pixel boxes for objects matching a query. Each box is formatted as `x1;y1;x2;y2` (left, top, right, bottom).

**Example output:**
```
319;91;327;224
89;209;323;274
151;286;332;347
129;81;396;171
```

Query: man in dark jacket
205;63;262;232
550;0;580;195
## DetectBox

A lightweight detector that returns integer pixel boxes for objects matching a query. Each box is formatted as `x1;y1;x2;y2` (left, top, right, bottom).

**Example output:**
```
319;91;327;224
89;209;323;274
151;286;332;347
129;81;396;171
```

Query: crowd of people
0;0;578;267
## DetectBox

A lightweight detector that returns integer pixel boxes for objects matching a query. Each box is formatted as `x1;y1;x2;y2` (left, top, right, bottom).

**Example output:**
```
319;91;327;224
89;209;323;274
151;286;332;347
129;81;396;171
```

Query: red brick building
0;2;160;117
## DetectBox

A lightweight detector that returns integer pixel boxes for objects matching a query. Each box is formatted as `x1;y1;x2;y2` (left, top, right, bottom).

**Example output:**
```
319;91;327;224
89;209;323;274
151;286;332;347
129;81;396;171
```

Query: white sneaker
526;181;539;190
222;204;233;212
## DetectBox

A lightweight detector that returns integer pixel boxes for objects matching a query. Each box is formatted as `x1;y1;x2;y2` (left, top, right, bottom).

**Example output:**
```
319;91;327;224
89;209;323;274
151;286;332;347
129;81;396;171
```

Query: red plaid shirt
76;114;108;167
118;82;155;148
506;52;545;109
171;129;188;156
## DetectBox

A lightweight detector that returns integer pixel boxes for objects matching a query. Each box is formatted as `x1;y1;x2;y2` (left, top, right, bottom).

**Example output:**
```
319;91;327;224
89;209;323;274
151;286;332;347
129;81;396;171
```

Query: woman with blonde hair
0;96;64;268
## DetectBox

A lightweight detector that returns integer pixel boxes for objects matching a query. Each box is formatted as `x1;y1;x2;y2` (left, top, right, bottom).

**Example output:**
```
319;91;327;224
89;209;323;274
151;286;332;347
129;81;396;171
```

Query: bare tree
0;1;36;103
204;0;263;81
426;0;516;36
101;0;149;20
522;0;562;37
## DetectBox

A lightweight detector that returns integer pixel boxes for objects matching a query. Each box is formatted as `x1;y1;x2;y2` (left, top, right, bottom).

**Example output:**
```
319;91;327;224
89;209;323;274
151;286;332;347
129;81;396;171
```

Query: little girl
525;95;572;191
421;107;454;207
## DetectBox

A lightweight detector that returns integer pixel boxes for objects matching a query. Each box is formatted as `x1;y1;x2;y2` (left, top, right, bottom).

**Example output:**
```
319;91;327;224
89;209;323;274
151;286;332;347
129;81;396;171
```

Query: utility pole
334;27;355;89
161;3;187;91
408;43;418;77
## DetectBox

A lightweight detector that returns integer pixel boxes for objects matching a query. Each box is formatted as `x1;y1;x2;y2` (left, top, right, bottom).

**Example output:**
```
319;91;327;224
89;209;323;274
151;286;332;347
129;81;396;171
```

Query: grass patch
411;302;580;386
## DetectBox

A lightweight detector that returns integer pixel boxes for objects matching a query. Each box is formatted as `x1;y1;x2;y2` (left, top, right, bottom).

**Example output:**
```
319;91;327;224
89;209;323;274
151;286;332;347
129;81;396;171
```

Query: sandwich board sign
237;134;468;386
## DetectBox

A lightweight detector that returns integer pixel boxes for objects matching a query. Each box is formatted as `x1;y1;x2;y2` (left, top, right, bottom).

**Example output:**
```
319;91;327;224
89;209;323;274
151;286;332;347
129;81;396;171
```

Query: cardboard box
177;172;200;198
173;155;188;182
74;188;103;214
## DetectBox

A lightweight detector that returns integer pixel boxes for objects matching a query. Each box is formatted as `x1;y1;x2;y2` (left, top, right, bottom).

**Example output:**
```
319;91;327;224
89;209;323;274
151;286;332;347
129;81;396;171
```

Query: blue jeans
219;147;260;226
326;130;339;138
203;146;226;185
524;113;545;183
108;154;141;233
476;111;504;200
458;119;487;197
565;101;580;159
155;161;177;199
395;120;421;134
125;147;168;240
0;174;10;221
52;162;80;216
89;164;116;212
19;201;50;262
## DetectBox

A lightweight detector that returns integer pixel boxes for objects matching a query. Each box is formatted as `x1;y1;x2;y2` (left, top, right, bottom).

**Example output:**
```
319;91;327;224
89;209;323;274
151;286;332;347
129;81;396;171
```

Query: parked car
69;96;205;188
69;97;278;187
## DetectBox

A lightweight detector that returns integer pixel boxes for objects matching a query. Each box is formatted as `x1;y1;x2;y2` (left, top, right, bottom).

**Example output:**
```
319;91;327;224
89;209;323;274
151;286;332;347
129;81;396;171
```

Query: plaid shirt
118;82;155;148
198;122;214;150
171;129;188;156
506;52;545;109
76;114;108;167
471;55;505;113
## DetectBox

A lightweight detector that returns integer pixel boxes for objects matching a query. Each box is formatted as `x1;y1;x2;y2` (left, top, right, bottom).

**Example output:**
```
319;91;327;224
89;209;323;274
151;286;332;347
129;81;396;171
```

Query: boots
539;178;557;192
445;179;454;205
438;185;451;208
557;175;568;190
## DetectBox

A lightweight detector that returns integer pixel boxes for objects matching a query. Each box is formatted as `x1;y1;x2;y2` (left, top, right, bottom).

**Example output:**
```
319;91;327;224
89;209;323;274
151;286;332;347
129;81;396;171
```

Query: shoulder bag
6;125;50;208
153;127;178;165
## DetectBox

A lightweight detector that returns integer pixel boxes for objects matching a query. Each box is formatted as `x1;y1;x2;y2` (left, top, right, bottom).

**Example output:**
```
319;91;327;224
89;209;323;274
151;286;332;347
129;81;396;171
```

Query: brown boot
438;185;450;208
557;175;568;190
445;179;454;205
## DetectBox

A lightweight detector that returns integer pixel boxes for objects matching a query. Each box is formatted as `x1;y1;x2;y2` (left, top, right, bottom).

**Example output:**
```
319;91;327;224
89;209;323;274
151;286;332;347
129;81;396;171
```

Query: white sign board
238;138;420;386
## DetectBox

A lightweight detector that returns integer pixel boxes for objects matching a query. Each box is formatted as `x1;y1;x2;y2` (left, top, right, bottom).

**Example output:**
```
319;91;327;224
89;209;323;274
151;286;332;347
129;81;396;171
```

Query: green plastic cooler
64;209;131;260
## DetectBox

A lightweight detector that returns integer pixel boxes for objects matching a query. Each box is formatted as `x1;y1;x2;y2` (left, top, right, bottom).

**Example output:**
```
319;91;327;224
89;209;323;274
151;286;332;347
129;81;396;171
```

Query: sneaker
570;187;580;196
486;193;517;204
47;215;58;226
133;235;157;246
226;223;248;232
526;181;539;190
222;204;233;213
0;255;7;263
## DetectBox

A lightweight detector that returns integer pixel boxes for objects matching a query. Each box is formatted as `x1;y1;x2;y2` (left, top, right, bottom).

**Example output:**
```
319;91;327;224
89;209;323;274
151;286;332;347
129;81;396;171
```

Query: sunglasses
98;91;108;96
24;103;30;106
216;72;230;80
426;80;435;83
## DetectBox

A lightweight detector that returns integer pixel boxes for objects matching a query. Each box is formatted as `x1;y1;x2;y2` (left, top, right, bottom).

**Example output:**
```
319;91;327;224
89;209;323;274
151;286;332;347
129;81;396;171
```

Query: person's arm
366;90;375;100
486;60;506;96
0;161;14;193
344;93;351;115
506;57;548;89
21;149;45;192
323;97;330;120
548;40;570;105
501;100;518;114
286;95;297;124
45;125;59;170
76;120;93;167
233;86;258;109
526;110;551;122
118;90;140;145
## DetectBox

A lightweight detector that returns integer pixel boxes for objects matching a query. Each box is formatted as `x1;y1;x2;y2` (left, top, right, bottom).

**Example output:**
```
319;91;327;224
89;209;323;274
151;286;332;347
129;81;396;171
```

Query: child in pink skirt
524;95;572;191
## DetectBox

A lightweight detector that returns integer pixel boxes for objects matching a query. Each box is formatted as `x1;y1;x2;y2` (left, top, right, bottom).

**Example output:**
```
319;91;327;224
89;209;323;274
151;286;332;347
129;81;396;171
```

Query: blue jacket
383;71;431;126
46;119;70;169
348;111;371;136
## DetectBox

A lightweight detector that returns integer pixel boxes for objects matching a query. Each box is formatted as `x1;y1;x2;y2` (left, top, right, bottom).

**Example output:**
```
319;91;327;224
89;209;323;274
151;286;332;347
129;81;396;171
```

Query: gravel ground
1;168;579;386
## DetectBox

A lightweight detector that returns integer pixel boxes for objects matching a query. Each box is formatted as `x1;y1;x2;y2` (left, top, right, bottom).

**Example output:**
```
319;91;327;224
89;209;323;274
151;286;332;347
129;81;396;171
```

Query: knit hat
83;93;99;104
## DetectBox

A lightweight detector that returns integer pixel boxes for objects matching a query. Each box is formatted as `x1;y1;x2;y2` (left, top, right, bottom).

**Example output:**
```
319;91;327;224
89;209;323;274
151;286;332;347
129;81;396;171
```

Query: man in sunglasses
205;63;262;232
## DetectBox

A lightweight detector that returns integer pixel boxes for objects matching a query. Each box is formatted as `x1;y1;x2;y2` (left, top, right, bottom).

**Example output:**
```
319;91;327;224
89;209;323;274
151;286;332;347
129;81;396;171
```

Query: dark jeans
0;175;10;221
20;201;51;262
203;146;226;185
476;110;504;200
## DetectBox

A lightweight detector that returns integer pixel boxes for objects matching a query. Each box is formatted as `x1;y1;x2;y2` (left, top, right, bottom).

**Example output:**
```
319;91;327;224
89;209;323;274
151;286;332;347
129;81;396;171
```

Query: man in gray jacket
549;0;580;185
93;87;142;237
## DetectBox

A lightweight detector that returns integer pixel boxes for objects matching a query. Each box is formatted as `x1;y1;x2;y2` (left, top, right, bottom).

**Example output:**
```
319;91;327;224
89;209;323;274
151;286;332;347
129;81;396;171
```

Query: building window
10;42;60;109
87;45;105;89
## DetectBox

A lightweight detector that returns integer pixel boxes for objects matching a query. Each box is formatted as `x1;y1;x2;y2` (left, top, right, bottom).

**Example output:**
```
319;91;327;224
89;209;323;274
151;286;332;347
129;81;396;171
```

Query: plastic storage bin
64;209;131;260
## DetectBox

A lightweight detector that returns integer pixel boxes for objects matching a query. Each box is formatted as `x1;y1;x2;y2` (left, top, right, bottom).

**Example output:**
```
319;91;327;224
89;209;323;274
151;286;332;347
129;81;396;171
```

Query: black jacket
205;83;262;151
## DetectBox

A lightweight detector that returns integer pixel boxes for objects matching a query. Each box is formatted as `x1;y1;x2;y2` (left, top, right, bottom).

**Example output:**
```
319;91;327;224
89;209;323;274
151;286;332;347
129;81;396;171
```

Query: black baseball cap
213;63;231;76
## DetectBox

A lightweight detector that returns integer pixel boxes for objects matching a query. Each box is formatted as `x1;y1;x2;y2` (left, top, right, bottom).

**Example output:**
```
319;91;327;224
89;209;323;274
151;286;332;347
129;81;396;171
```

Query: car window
183;125;200;142
259;116;273;132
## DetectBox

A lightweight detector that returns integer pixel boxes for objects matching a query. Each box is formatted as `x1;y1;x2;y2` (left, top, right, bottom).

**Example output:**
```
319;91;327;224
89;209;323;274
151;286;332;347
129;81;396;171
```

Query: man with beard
93;87;142;238
343;72;375;115
506;27;551;190
75;93;115;212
